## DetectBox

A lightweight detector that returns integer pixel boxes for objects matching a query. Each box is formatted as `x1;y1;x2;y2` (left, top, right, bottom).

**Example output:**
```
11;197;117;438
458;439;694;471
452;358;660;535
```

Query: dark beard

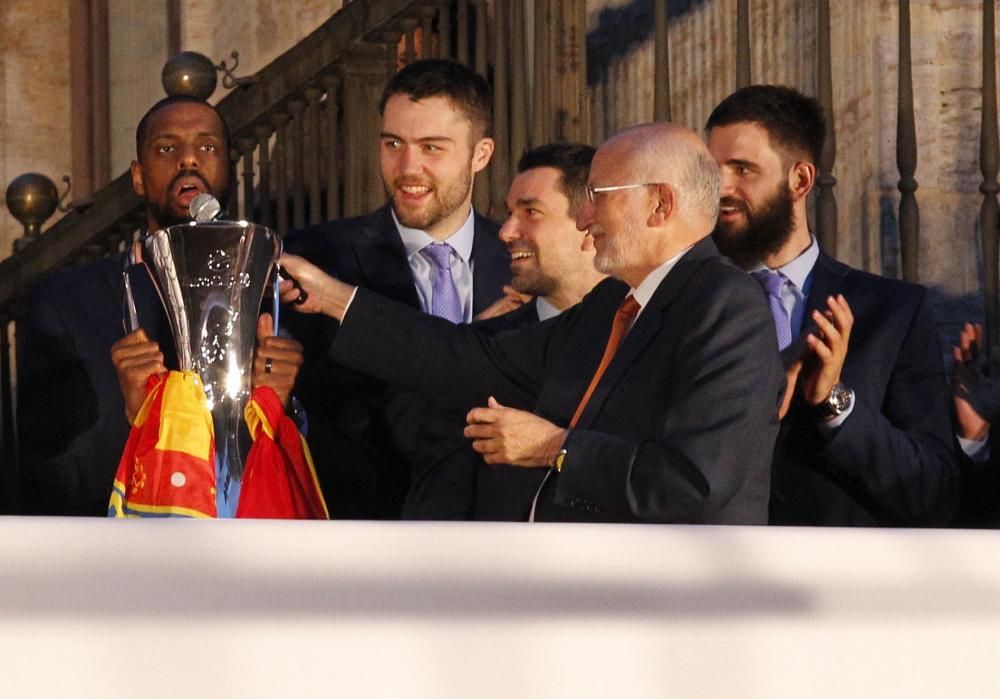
147;202;190;229
712;184;795;269
511;268;557;298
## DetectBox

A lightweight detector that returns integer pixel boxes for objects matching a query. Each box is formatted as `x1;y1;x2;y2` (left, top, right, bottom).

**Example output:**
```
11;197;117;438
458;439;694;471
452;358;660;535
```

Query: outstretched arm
277;254;355;321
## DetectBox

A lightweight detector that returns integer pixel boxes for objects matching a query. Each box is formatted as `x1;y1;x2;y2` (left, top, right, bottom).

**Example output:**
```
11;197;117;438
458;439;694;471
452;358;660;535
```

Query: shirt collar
630;244;695;311
750;234;819;291
393;207;476;263
535;296;561;321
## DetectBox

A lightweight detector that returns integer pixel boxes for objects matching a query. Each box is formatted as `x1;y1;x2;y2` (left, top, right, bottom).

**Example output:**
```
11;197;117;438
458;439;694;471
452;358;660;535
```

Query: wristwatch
551;448;568;472
817;382;854;419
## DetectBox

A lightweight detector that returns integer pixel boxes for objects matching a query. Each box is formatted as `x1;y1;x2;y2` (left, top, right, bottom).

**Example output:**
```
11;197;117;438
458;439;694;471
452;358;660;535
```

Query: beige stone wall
0;0;72;258
886;0;984;295
180;0;341;84
108;0;170;175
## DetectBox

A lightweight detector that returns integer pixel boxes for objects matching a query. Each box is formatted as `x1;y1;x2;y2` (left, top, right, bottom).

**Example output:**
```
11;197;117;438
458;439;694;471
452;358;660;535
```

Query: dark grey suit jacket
283;204;509;518
770;251;959;526
332;237;784;524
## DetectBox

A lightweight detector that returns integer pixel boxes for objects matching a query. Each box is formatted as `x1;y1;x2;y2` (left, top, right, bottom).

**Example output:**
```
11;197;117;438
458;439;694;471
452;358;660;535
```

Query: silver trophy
124;195;281;480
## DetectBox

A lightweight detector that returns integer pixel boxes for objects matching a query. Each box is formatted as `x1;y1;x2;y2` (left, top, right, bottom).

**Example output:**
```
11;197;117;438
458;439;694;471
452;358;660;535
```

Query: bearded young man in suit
17;96;300;516
279;123;784;524
706;84;958;526
282;59;510;518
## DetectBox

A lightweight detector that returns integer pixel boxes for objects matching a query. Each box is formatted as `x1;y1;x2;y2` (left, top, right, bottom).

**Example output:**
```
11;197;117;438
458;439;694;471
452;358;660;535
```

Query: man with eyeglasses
279;123;784;524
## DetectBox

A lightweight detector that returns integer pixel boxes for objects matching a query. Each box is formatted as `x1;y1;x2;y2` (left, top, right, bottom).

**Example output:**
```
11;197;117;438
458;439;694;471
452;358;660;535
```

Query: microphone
189;192;222;223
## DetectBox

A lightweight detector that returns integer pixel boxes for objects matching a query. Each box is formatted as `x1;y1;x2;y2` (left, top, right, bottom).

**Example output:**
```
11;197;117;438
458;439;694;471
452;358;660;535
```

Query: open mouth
177;183;202;196
170;170;209;203
396;184;432;205
510;251;536;261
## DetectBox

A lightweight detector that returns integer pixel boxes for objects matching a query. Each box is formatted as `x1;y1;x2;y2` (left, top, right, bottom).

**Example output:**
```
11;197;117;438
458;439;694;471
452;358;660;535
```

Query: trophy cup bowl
142;219;281;480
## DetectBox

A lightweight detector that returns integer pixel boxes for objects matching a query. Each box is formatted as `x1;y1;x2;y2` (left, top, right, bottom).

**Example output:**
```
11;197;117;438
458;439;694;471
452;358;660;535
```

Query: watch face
826;384;852;414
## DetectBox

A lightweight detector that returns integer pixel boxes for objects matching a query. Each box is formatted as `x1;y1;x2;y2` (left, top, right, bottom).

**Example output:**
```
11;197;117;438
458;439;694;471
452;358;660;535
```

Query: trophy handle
270;238;283;335
120;239;169;336
270;264;281;335
122;269;140;335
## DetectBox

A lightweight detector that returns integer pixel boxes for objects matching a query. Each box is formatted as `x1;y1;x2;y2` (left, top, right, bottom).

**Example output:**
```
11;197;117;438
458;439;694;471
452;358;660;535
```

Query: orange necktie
569;295;641;428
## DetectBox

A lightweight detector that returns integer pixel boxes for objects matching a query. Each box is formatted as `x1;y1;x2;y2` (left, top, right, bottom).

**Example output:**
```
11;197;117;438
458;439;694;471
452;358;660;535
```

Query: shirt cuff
958;433;990;462
816;395;854;435
342;285;359;318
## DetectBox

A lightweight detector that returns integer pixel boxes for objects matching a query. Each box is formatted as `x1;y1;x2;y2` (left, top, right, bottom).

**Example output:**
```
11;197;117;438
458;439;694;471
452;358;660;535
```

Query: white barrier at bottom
0;517;997;698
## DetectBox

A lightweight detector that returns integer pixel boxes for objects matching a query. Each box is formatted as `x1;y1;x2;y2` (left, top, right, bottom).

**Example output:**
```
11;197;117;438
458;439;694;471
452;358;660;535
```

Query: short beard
146;202;190;230
389;168;473;232
712;184;795;269
511;268;557;298
593;222;645;280
147;170;224;230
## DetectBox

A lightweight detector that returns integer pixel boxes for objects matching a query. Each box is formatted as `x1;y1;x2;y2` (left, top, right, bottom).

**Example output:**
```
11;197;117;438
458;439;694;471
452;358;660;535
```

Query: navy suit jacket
333;237;784;524
770;251;959;526
283;204;509;518
17;254;172;515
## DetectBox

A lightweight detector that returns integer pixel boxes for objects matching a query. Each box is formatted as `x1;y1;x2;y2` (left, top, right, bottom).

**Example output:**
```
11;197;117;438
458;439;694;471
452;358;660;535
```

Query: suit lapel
470;213;509;315
573;239;716;429
353;205;422;308
803;250;849;320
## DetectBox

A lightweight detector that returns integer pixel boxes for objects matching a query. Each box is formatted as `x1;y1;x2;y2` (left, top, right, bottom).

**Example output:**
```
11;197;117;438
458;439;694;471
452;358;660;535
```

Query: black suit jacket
954;433;1000;527
402;300;544;520
283;204;508;518
332;238;784;524
17;254;172;515
770;251;959;526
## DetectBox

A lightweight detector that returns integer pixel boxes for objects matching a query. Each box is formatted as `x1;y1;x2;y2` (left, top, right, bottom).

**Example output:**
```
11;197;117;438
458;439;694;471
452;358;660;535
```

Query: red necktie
569;295;641;428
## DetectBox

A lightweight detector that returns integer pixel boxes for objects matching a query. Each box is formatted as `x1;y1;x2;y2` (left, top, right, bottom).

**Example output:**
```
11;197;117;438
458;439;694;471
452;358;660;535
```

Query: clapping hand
952;322;1000;440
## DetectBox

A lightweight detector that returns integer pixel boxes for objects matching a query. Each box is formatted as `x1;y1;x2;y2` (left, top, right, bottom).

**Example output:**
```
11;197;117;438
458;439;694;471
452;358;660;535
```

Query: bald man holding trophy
109;96;325;518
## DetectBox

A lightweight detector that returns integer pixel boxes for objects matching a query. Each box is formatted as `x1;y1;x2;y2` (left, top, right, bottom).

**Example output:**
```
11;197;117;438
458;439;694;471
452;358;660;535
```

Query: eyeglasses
585;182;659;203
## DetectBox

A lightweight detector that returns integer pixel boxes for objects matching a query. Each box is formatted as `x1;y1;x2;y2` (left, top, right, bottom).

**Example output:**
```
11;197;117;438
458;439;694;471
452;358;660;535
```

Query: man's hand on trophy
252;313;303;408
278;254;355;321
111;329;165;423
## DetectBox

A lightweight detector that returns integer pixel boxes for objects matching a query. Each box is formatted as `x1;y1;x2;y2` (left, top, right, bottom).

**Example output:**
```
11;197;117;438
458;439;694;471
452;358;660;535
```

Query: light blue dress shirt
394;208;477;323
750;236;818;339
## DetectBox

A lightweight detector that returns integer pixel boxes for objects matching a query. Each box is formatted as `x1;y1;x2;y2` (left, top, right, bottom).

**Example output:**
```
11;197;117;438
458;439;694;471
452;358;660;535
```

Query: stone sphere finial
162;51;218;99
6;173;59;240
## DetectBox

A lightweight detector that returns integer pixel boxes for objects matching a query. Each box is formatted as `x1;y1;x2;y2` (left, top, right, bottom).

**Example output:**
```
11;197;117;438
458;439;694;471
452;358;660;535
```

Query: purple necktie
422;242;464;323
751;270;792;351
